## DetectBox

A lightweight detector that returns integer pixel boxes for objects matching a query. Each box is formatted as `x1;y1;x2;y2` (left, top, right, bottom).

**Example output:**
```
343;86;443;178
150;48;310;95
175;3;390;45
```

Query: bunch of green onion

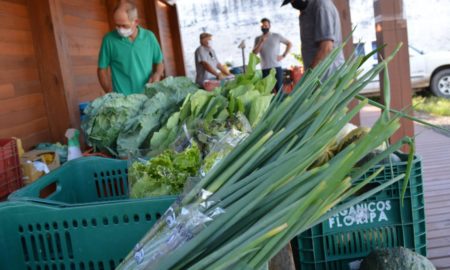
118;44;415;270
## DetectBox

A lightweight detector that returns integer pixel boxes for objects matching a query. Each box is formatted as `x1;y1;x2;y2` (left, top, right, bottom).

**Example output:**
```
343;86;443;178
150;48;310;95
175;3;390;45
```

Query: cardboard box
20;150;60;184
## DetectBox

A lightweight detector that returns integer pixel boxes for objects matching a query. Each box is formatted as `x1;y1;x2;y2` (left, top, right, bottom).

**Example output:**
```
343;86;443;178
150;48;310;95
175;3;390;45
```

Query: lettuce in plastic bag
129;143;202;198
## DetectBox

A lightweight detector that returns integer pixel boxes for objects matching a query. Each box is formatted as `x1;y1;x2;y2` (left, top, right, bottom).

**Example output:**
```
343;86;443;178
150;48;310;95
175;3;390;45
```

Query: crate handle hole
353;182;380;196
39;181;58;199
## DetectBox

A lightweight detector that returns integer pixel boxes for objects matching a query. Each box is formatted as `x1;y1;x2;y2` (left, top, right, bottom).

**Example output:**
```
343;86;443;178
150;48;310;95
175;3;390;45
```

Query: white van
355;41;450;98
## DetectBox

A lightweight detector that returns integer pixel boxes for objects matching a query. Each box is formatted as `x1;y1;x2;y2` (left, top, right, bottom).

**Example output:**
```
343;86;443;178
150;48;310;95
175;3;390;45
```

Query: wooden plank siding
0;0;186;147
61;0;108;103
0;0;50;150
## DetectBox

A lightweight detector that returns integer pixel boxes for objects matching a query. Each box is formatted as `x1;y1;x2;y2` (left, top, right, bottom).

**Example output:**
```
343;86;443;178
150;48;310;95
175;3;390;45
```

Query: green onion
117;43;415;270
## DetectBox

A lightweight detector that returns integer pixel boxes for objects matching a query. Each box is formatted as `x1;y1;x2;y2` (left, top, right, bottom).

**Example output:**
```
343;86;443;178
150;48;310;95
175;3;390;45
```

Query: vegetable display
117;44;416;270
81;77;198;157
149;53;274;153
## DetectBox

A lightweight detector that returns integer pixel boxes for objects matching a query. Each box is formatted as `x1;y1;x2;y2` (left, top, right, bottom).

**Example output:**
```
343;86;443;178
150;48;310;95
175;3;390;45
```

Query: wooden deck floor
360;105;450;270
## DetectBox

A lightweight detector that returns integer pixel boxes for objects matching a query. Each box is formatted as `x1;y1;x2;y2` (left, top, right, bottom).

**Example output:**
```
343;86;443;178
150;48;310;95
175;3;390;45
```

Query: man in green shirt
97;1;164;95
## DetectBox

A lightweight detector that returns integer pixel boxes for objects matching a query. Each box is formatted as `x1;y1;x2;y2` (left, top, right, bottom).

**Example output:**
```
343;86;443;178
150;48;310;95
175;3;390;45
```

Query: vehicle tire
430;69;450;98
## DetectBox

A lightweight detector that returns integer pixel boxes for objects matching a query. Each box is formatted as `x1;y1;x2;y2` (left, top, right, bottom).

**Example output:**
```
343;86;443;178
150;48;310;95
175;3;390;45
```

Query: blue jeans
262;66;283;93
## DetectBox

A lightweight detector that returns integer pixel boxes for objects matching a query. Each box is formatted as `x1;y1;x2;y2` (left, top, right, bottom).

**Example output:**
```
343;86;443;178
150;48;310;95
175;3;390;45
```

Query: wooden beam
373;0;414;151
168;3;186;76
142;0;161;40
27;0;77;143
334;0;360;125
334;0;354;59
143;0;186;76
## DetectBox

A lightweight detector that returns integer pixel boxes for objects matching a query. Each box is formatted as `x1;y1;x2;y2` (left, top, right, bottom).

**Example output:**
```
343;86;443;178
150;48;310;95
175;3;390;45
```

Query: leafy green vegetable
150;112;181;151
116;78;197;157
222;53;275;127
254;68;277;95
148;54;274;152
149;90;231;153
82;77;198;157
249;95;273;127
129;143;202;198
81;93;148;155
145;76;199;99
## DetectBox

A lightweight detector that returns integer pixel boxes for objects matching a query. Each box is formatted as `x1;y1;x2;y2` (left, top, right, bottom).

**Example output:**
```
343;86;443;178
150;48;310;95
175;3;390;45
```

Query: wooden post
27;0;77;143
334;0;354;59
166;3;186;76
142;0;161;40
373;0;414;150
334;0;361;126
269;243;296;270
143;0;186;76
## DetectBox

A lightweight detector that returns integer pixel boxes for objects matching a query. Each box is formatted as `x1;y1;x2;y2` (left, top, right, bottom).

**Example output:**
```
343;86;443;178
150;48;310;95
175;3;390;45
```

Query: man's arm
149;62;164;83
252;36;267;54
310;40;334;68
201;61;224;80
97;67;112;93
277;39;293;61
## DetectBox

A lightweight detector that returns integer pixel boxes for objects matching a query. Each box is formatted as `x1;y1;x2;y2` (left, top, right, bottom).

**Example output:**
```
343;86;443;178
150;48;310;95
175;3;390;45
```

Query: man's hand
217;73;225;80
97;67;112;94
252;34;269;54
149;73;162;83
148;62;165;84
277;55;285;62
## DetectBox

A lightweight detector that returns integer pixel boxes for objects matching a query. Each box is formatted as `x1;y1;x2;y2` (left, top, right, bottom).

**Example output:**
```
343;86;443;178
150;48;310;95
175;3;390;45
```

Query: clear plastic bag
200;127;250;176
117;190;224;270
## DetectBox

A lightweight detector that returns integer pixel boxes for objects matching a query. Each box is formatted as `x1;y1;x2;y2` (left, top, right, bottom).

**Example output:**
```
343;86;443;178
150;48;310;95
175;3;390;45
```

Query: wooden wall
0;0;185;150
0;0;51;150
62;0;109;103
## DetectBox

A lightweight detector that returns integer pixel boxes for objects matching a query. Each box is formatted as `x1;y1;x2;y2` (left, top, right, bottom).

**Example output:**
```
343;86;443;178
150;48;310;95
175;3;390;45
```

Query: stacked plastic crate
2;157;175;269
292;153;426;270
0;138;22;199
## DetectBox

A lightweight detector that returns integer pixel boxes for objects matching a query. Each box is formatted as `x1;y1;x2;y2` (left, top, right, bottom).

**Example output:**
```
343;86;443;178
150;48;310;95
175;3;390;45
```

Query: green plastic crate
0;197;176;270
9;157;129;205
292;154;427;270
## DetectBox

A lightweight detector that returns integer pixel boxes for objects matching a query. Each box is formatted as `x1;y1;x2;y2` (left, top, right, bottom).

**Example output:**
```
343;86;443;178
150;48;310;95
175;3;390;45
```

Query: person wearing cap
194;33;231;87
282;0;344;79
97;0;164;95
252;18;292;92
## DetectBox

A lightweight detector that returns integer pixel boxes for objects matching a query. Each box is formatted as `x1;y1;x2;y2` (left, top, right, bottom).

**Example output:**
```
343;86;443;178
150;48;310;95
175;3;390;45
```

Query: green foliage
81;77;198;157
129;143;202;198
413;95;450;116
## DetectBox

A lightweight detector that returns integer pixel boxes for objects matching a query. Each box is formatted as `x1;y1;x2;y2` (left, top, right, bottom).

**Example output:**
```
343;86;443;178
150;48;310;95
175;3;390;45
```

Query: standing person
282;0;345;79
97;0;164;95
194;33;231;87
252;18;292;92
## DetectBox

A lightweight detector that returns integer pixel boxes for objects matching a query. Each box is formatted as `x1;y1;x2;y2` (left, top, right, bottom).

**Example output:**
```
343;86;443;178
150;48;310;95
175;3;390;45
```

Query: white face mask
117;27;134;38
207;40;213;48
